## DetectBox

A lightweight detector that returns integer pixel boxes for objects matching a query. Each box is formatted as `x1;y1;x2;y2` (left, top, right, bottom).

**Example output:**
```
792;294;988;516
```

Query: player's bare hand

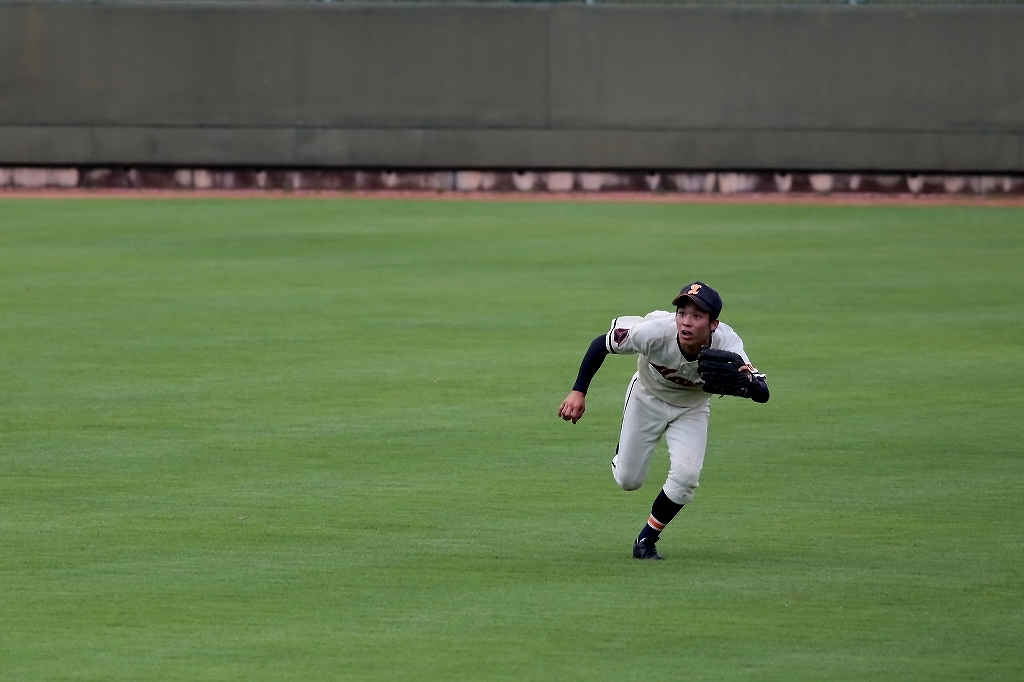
558;391;586;424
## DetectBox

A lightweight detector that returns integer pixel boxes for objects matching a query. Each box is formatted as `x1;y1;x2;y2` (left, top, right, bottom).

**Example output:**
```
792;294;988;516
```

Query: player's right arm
558;318;655;424
557;335;610;424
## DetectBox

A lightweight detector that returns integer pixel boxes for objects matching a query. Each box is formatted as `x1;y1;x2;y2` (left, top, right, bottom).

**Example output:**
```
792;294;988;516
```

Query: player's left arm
739;365;770;403
711;325;770;403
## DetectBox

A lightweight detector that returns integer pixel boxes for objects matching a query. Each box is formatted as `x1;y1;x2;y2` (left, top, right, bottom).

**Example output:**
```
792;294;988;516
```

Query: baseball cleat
632;537;664;560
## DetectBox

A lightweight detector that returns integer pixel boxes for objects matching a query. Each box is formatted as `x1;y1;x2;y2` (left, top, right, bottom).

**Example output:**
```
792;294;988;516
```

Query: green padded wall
1;2;1021;170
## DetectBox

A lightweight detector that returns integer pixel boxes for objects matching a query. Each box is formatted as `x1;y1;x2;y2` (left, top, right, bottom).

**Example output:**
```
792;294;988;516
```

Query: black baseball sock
636;489;684;544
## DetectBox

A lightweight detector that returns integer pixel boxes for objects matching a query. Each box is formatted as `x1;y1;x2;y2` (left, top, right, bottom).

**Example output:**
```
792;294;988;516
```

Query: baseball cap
671;281;723;319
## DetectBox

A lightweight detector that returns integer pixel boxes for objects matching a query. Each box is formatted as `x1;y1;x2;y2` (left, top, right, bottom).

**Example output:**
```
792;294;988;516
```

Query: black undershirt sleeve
747;375;770;403
572;335;610;394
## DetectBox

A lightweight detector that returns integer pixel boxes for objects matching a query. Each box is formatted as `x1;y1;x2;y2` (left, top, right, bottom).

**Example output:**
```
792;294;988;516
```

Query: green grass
1;197;1022;681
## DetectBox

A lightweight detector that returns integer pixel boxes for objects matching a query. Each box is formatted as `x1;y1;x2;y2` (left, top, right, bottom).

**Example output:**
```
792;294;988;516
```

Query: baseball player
557;282;769;560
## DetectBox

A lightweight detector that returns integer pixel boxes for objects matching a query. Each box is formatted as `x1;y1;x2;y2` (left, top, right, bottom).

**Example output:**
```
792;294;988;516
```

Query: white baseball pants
610;373;710;505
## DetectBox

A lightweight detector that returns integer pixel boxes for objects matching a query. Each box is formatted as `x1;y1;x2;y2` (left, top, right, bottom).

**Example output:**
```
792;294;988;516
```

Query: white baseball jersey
604;311;751;408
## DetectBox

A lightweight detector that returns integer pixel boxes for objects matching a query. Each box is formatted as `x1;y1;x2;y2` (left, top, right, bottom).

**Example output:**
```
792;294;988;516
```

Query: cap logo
687;284;702;295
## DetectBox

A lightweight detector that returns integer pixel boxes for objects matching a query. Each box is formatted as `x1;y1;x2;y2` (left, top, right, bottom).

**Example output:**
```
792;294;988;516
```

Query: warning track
3;188;1024;208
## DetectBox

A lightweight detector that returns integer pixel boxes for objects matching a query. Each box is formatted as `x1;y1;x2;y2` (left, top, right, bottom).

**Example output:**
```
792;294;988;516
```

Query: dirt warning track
4;188;1024;208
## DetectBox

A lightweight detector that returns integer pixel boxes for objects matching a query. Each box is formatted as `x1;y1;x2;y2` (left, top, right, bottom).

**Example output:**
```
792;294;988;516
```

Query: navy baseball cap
671;281;723;319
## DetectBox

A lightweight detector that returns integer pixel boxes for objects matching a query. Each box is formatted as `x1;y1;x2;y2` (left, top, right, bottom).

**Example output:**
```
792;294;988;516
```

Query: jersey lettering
649;363;697;387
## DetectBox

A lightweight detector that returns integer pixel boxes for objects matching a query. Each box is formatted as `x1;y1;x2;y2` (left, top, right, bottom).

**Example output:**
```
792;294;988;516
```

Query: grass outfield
1;198;1021;681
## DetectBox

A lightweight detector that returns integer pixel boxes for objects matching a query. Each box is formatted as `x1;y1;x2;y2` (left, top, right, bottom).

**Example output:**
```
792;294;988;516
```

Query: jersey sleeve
606;316;657;355
713;324;753;366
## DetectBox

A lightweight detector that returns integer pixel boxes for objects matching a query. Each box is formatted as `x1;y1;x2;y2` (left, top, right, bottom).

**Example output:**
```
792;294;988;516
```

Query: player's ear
709;319;720;332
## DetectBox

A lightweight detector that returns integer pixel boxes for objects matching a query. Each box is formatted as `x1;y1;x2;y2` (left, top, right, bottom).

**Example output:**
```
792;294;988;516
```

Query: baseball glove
697;348;754;398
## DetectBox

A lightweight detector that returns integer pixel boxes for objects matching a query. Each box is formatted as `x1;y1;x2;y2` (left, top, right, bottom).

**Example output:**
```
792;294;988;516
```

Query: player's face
675;302;719;352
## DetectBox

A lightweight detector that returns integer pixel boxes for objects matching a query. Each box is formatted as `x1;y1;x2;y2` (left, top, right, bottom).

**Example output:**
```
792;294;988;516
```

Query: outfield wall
2;1;1023;172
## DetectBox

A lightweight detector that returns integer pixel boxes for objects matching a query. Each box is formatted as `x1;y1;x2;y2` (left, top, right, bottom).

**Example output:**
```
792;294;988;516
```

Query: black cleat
632;537;664;560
